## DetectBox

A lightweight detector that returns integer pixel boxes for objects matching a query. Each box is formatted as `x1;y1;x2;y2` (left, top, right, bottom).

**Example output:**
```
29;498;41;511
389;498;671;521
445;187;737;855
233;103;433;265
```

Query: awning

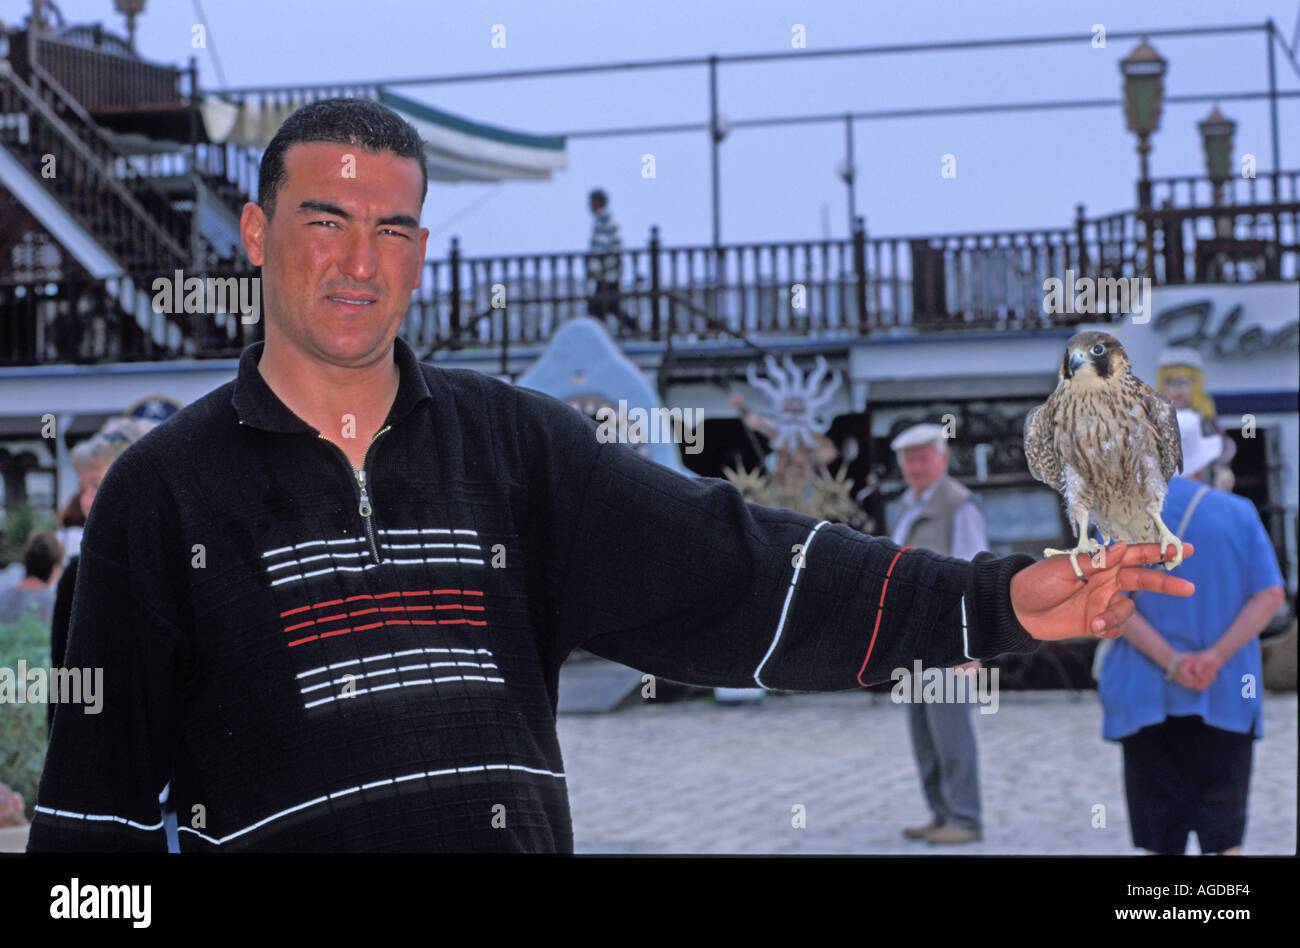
199;88;567;183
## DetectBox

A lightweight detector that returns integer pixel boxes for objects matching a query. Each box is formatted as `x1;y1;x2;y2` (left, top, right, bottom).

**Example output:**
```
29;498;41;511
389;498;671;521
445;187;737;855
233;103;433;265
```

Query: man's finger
1088;593;1134;636
1115;565;1195;597
1117;541;1194;568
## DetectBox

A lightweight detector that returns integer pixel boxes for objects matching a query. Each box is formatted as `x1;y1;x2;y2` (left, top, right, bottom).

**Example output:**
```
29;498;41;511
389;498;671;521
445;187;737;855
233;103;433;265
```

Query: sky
13;0;1300;261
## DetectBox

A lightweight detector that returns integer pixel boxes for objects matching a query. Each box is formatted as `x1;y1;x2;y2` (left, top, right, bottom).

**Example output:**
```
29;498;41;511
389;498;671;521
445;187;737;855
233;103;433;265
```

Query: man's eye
380;229;411;239
309;220;340;228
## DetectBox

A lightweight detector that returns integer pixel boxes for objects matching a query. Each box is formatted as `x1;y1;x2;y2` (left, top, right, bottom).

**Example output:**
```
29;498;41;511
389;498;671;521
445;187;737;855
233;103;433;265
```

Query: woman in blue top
1098;409;1286;855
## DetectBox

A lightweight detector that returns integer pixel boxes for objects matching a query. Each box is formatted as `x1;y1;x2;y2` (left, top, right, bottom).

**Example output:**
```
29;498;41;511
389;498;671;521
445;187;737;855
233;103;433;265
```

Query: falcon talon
1043;547;1090;581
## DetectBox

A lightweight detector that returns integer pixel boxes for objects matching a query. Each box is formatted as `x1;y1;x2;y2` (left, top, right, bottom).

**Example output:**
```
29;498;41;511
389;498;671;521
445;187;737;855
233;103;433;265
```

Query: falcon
1024;331;1183;579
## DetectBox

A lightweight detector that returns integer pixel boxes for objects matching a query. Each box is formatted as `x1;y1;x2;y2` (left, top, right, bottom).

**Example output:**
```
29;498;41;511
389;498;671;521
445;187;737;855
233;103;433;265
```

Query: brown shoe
902;821;941;840
925;824;982;844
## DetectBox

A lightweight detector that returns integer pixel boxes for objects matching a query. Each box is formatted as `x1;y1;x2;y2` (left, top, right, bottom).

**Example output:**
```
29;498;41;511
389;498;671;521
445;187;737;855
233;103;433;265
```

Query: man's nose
338;229;379;281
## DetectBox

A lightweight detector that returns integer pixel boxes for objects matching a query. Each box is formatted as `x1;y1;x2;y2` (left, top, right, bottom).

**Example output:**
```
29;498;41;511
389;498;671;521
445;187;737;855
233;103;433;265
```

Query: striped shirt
587;208;622;282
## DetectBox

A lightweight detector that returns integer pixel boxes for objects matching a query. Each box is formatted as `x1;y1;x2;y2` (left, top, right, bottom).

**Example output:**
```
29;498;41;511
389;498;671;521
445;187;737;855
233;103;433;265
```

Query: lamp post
1120;37;1167;279
839;114;857;238
114;0;146;52
1198;105;1236;239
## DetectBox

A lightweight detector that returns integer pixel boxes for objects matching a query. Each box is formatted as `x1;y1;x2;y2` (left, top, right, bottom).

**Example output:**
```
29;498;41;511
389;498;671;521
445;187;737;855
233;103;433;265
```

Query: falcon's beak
1068;350;1088;373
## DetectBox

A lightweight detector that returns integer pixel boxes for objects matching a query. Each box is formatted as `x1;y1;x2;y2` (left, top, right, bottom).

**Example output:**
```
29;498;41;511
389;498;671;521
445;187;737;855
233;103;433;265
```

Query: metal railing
1;174;1294;367
8;29;185;112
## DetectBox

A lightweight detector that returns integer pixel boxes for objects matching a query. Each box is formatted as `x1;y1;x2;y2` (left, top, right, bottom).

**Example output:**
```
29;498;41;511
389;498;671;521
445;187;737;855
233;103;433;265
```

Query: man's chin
307;330;397;369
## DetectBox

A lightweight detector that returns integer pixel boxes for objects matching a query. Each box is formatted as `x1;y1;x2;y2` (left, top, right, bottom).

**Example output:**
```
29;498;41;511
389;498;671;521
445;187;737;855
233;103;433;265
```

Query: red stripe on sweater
287;616;489;647
857;547;910;687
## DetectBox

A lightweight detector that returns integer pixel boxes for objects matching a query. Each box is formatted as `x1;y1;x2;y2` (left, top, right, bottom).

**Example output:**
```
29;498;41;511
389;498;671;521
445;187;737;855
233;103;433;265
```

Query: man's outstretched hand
1009;541;1195;641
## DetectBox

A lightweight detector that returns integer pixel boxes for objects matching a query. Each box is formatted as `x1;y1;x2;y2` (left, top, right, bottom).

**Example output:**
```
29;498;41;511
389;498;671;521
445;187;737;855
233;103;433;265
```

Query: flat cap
890;422;946;452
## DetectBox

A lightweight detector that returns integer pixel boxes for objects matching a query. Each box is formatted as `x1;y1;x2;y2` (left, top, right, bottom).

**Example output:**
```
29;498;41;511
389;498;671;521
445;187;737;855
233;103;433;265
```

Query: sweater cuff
968;552;1039;659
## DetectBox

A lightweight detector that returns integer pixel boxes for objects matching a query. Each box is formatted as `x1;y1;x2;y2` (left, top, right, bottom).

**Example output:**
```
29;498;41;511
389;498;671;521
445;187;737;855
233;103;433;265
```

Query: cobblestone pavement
557;690;1297;855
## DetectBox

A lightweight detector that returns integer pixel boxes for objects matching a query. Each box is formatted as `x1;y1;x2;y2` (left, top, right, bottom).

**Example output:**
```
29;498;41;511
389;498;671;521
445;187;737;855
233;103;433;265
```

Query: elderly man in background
890;423;988;845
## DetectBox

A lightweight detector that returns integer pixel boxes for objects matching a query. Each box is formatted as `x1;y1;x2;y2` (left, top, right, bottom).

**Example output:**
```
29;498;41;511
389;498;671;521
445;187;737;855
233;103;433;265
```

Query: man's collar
231;335;432;434
902;478;942;507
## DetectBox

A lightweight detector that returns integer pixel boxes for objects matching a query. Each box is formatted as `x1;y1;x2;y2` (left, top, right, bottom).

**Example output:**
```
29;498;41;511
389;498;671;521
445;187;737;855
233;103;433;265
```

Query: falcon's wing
1140;384;1183;481
1023;402;1061;489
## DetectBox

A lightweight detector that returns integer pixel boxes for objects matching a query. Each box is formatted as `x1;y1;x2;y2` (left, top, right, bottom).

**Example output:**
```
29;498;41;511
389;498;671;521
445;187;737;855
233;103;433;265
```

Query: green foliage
0;611;51;822
0;504;57;570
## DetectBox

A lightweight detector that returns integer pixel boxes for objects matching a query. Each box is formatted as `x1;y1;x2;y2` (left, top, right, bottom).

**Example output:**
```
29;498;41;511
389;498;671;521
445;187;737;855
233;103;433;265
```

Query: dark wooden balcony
1;172;1295;368
6;25;186;113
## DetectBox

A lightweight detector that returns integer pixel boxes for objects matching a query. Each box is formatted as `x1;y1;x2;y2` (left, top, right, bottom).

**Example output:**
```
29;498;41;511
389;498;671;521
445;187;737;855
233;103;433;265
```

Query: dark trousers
587;281;634;333
907;699;981;830
1119;714;1254;854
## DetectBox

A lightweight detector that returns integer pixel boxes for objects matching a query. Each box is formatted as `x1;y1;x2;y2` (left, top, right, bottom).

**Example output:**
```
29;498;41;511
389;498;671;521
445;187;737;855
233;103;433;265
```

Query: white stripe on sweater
295;647;495;680
303;674;506;709
268;558;486;588
262;537;366;558
961;595;974;661
175;763;566;846
299;661;500;695
34;805;164;833
753;520;829;689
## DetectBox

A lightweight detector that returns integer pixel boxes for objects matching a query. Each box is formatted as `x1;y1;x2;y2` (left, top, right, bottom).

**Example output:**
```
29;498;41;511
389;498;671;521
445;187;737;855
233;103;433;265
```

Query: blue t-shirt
1099;475;1284;741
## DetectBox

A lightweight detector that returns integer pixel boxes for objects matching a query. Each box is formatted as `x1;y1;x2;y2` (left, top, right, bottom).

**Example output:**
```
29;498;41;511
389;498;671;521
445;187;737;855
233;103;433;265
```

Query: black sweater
28;336;1037;852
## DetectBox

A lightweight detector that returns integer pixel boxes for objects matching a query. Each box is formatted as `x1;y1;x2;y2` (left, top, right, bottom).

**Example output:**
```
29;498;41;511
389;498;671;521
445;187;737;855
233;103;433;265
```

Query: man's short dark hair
588;189;607;206
23;530;63;583
257;97;429;219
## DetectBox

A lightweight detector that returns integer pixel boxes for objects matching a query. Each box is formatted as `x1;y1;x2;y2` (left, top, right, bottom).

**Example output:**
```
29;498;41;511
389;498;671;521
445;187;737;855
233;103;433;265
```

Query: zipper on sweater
318;424;391;565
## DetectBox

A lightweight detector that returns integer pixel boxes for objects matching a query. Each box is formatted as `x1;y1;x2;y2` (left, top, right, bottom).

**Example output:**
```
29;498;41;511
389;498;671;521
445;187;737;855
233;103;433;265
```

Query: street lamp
114;0;147;52
1120;36;1167;278
1198;105;1236;239
1198;105;1236;187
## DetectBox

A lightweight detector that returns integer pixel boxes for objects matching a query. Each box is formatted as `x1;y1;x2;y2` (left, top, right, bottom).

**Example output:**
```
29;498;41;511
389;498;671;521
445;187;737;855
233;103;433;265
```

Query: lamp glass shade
1124;75;1164;136
1198;109;1236;179
1120;40;1167;136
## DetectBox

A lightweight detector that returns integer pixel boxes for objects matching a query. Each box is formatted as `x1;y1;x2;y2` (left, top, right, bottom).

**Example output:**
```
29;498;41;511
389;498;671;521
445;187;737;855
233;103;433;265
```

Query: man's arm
1187;499;1288;688
27;451;190;853
1186;585;1285;690
1209;586;1286;664
516;385;1038;691
1119;607;1179;671
950;500;988;561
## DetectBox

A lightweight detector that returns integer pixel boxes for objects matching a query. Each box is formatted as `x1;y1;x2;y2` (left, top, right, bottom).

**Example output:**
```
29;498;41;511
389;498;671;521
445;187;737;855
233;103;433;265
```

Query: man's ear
412;227;430;289
241;202;269;267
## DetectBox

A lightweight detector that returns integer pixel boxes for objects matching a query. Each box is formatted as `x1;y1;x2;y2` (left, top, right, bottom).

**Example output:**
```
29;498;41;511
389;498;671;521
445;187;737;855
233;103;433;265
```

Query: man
0;530;62;625
890;424;986;845
585;188;627;333
1098;409;1284;855
29;98;1192;853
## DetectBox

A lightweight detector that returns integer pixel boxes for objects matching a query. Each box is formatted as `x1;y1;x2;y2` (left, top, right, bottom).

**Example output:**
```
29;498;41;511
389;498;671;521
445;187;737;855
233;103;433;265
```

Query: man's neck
256;340;400;460
905;477;942;504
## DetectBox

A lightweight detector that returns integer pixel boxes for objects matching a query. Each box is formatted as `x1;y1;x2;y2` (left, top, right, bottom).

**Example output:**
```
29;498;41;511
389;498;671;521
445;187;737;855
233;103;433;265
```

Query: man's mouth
325;295;377;308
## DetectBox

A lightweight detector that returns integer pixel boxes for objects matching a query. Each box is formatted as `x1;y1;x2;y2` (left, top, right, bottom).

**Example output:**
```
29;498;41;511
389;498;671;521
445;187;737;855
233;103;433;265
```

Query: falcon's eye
1090;343;1106;356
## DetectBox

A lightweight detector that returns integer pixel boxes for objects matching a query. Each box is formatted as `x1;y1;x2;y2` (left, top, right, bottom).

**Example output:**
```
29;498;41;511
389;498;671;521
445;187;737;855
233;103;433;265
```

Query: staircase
0;56;260;360
0;61;189;271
